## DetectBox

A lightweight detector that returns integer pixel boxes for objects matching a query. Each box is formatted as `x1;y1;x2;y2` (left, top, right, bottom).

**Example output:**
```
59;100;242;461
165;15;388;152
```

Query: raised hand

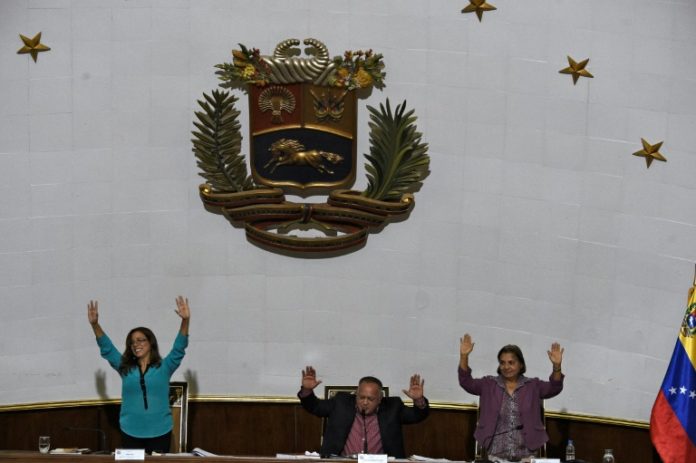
460;333;474;356
87;300;99;326
301;366;322;390
403;374;425;400
175;296;190;320
547;342;564;367
87;300;104;337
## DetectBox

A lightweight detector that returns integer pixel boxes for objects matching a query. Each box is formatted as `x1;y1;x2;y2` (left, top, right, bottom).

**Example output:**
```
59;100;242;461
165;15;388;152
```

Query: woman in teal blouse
88;296;190;453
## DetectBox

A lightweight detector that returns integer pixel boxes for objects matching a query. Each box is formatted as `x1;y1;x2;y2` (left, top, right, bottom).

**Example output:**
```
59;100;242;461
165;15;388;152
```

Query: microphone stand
475;413;500;463
361;410;368;454
475;424;524;463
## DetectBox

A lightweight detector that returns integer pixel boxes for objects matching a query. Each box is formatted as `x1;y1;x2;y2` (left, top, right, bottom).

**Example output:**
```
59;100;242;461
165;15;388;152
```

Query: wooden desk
0;401;657;463
0;452;464;463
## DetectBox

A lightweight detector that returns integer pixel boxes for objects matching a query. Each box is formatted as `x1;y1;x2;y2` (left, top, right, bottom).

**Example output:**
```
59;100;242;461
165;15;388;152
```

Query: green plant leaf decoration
191;89;254;192
363;99;430;201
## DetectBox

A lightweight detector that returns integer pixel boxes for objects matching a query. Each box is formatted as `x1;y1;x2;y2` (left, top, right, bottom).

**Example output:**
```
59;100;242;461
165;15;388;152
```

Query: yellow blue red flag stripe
650;283;696;463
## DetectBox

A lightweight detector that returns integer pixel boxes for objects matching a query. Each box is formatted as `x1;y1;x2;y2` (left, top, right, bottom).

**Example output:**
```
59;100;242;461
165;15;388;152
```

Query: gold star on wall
461;0;497;22
632;138;667;168
17;32;51;62
558;56;594;85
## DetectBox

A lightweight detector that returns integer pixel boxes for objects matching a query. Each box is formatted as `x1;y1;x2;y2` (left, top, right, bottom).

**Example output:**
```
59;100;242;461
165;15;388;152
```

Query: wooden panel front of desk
0;402;657;462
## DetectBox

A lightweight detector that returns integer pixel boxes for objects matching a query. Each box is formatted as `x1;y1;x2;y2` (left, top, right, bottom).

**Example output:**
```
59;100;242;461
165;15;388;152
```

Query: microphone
64;426;108;454
476;424;524;463
361;409;368;454
476;411;501;463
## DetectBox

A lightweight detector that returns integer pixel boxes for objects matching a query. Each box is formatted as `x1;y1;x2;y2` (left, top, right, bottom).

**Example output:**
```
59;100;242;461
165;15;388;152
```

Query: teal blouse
97;332;188;438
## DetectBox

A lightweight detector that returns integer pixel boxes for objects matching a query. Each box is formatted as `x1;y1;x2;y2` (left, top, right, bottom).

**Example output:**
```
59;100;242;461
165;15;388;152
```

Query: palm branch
191;89;254;192
363;99;430;201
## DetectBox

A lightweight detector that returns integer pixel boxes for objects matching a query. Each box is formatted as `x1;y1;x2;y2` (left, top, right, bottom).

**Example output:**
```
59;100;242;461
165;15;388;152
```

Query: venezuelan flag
650;279;696;463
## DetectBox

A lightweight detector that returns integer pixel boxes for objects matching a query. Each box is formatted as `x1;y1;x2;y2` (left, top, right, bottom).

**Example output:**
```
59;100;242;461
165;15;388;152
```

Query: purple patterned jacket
458;366;564;451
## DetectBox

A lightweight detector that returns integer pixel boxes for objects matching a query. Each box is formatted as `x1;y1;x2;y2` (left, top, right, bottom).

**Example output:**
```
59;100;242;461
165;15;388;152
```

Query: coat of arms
192;38;430;256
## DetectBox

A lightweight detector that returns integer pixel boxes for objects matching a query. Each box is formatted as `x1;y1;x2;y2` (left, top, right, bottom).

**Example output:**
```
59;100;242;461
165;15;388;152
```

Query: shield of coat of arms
249;82;357;194
191;38;430;257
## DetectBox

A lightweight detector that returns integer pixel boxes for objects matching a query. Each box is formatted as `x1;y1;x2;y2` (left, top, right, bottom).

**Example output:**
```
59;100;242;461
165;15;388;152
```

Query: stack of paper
192;448;218;457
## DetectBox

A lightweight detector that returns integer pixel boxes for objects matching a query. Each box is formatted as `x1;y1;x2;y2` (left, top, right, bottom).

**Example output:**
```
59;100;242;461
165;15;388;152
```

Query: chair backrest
169;381;189;453
323;385;390;400
474;400;546;459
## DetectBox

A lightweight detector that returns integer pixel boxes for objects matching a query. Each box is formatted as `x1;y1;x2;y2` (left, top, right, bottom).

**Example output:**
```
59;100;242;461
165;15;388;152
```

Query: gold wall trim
429;401;478;411
0;396;648;429
192;395;300;404
544;410;649;429
425;401;648;429
0;398;121;412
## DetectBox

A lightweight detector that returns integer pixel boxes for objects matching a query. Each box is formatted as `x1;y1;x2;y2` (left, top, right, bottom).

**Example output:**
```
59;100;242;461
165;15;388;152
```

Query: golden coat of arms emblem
192;38;430;257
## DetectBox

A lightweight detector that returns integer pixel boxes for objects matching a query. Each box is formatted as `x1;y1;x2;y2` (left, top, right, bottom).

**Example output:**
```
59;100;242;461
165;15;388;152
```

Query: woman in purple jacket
458;334;564;462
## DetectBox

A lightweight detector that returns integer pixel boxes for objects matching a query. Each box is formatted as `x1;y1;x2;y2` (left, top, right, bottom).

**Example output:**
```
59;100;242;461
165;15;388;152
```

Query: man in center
297;366;430;458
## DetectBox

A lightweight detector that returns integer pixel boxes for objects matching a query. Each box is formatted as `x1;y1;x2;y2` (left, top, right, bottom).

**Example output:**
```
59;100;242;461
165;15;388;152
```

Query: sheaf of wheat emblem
192;38;430;257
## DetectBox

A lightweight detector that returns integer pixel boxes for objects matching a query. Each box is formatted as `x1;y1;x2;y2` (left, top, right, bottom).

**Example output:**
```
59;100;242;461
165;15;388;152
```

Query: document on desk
192;447;218;457
275;452;321;459
49;448;91;454
358;454;388;463
408;455;450;462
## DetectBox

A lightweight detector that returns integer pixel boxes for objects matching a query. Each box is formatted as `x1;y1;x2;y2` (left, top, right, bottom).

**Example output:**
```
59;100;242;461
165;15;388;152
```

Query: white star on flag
680;386;687;394
690;391;696;399
669;387;677;394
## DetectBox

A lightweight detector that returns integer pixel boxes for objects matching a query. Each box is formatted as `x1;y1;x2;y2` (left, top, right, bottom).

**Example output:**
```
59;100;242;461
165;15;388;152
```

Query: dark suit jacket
298;390;429;458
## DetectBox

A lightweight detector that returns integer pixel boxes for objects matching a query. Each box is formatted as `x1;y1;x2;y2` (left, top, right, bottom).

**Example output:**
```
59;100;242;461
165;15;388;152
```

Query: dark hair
496;344;526;376
358;376;383;389
119;327;162;376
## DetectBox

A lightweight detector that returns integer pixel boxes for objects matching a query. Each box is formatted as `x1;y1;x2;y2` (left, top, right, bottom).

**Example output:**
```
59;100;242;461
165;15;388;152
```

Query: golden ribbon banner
200;186;414;255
